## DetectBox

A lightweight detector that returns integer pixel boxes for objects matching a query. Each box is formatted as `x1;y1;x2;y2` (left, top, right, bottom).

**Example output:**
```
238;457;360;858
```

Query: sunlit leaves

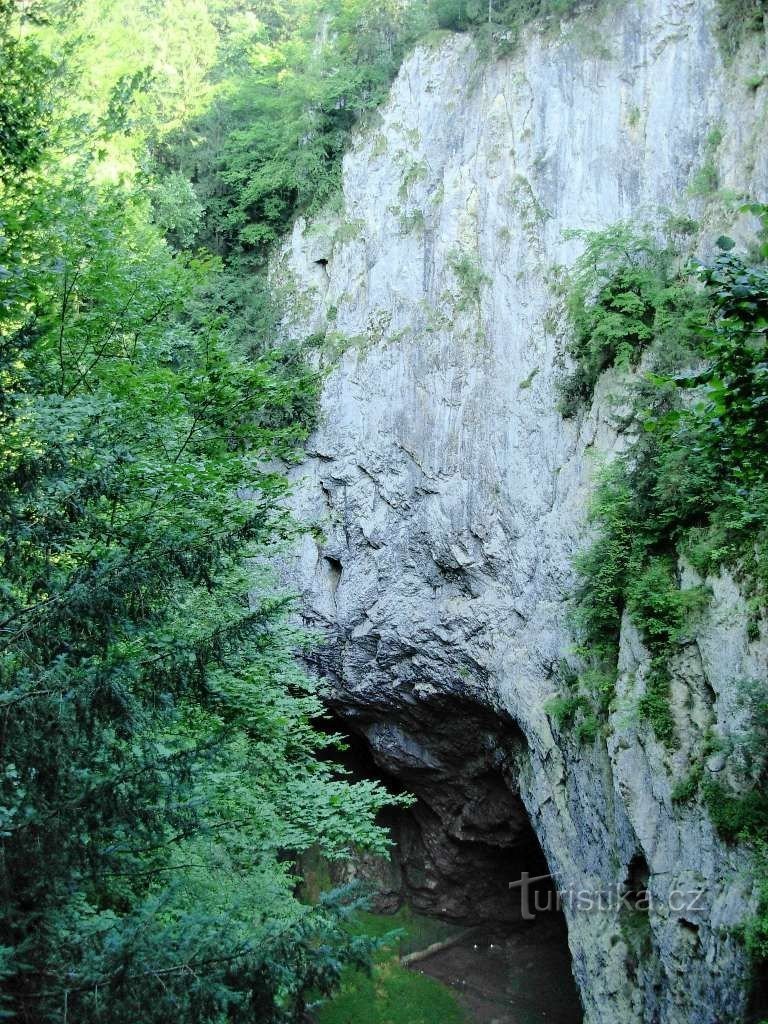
0;12;394;1021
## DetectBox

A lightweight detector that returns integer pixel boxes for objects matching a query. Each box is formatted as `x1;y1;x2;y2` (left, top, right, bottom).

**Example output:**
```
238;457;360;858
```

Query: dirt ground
411;915;583;1024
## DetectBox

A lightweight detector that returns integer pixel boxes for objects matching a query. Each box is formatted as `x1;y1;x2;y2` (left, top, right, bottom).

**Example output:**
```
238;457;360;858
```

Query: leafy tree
184;0;423;257
0;10;397;1022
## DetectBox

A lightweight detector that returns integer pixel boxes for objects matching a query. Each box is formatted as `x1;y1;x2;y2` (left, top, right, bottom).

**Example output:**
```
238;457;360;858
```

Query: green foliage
715;0;768;58
574;713;601;743
318;958;466;1024
318;909;466;1024
635;665;676;745
399;208;426;234
743;843;768;963
0;8;56;179
560;215;768;975
628;559;709;744
688;159;720;198
704;778;768;843
619;905;653;961
519;365;540;389
687;127;724;198
0;10;400;1021
664;213;700;238
671;762;705;804
398;159;428;199
544;661;606;743
557;225;703;415
430;0;590;54
149;171;204;247
545;693;589;727
701;783;768;842
561;217;768;748
572;468;633;663
448;248;490;310
168;0;431;262
154;0;609;270
345;907;462;957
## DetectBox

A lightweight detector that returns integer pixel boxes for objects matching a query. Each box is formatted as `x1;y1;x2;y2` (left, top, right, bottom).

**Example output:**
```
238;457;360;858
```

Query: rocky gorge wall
274;2;768;1020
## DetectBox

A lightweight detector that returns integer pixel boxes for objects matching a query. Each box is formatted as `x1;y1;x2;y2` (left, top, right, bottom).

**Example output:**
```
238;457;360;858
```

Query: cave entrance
329;722;554;923
321;699;583;1023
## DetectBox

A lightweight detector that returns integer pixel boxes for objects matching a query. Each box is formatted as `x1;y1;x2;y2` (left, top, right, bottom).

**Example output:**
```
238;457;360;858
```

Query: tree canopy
0;3;400;1020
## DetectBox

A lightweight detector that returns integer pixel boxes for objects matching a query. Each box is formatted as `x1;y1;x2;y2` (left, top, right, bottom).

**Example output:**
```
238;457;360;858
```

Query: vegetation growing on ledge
425;0;595;50
554;210;768;970
556;226;704;417
715;0;768;58
553;212;768;751
449;248;491;311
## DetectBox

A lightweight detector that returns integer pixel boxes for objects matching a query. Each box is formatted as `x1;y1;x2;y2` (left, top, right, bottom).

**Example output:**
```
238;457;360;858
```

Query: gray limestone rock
273;2;768;1020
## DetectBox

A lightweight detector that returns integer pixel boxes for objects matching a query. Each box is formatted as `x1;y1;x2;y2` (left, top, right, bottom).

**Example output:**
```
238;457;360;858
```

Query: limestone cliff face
274;2;768;1020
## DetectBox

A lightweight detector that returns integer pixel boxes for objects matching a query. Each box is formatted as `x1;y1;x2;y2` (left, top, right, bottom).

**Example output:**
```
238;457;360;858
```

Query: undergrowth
548;207;768;966
551;208;768;751
449;248;490;310
317;908;466;1024
550;205;768;978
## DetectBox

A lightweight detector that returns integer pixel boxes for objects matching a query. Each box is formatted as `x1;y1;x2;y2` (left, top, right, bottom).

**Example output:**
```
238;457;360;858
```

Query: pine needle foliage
0;8;397;1021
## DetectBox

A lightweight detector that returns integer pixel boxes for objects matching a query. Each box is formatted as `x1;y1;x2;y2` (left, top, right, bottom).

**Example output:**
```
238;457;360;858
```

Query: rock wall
274;2;768;1020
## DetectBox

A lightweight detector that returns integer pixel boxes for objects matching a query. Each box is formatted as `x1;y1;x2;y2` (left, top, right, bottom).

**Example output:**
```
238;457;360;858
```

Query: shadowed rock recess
277;1;768;1021
316;681;553;922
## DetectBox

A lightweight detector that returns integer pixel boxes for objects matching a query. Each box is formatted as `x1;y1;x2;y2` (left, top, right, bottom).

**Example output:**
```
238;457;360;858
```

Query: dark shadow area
322;555;343;594
317;701;583;1022
417;916;583;1024
321;703;555;922
623;851;650;907
747;960;768;1024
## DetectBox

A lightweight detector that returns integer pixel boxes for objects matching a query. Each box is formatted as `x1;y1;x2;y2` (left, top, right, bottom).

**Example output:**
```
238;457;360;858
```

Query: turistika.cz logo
509;872;706;920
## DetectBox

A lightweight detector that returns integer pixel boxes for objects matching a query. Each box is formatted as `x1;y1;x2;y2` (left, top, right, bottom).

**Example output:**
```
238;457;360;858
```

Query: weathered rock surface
274;2;768;1021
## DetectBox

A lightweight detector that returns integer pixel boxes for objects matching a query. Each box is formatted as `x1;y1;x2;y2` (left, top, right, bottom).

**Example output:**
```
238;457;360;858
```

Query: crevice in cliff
322;555;343;595
623;851;650;908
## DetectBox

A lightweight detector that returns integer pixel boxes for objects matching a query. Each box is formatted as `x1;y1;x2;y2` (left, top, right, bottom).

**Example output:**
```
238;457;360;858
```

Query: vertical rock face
275;2;767;1021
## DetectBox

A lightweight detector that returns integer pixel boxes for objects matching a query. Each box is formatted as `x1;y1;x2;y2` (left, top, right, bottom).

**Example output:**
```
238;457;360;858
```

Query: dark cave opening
623;852;650;908
315;699;583;1021
322;701;556;922
322;555;343;594
748;961;768;1024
